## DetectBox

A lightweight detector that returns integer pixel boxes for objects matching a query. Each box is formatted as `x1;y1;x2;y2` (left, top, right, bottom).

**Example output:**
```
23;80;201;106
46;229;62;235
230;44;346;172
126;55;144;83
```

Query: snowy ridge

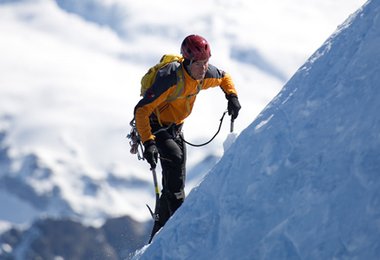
137;0;380;259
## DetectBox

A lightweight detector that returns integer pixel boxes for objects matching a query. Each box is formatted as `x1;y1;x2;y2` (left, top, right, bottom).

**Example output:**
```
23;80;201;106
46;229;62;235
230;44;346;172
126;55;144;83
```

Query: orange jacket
134;61;238;143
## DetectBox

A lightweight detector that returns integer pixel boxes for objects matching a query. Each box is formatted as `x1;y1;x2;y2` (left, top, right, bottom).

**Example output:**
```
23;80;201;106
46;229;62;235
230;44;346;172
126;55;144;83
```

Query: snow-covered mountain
136;0;380;259
0;0;367;231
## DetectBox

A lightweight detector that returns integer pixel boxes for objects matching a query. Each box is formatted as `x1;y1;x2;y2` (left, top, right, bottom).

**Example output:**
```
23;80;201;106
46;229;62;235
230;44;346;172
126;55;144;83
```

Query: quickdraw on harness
126;119;144;161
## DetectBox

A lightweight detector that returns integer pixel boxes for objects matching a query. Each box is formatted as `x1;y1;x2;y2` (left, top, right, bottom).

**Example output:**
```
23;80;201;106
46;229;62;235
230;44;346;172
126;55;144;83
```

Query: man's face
190;59;209;80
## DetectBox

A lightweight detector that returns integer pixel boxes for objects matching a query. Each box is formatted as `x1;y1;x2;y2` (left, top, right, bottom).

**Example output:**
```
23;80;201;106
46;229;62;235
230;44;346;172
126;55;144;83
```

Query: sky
135;0;380;258
0;0;368;226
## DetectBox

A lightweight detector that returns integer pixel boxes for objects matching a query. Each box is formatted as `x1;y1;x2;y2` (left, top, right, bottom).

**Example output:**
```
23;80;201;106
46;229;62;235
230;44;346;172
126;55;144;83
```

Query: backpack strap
166;65;186;102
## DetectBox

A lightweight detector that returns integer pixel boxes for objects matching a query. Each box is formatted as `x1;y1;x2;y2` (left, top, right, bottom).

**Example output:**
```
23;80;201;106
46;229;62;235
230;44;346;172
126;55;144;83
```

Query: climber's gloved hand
227;94;241;120
143;140;158;169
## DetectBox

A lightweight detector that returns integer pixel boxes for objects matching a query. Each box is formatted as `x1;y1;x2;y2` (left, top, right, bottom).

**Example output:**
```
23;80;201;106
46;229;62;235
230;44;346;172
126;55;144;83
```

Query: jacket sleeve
134;93;168;143
219;72;238;97
203;65;238;97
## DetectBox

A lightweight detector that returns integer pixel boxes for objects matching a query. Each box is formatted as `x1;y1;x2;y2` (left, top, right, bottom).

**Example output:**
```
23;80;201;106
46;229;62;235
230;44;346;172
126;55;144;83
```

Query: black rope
181;110;228;147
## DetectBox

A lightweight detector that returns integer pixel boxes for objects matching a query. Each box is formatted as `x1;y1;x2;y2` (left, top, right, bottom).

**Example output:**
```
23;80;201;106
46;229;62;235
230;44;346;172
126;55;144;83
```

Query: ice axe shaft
230;117;234;133
151;167;160;203
147;167;160;244
146;167;160;221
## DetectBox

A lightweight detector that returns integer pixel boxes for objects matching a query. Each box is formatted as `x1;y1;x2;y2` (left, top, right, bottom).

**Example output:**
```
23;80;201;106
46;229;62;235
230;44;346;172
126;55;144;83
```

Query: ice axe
146;167;160;222
147;166;160;243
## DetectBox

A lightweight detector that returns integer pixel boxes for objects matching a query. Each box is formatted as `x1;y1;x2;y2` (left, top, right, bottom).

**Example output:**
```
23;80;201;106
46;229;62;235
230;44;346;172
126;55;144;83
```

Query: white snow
136;0;380;259
223;132;238;152
0;0;367;226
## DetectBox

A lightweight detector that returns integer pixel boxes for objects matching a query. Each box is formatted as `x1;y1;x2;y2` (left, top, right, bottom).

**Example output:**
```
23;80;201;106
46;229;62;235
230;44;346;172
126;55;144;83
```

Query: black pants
151;123;187;233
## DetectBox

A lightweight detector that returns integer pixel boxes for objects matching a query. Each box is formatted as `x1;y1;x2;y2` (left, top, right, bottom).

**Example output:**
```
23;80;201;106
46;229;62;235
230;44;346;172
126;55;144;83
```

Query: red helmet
181;35;211;61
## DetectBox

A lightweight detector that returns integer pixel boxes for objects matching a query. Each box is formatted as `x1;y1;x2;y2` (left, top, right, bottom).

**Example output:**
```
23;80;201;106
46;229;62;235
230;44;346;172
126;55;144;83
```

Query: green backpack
140;54;185;98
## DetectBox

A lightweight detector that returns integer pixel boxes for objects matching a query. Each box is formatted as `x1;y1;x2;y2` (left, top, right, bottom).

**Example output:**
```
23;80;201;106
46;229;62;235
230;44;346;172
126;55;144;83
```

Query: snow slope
137;0;380;259
0;0;367;225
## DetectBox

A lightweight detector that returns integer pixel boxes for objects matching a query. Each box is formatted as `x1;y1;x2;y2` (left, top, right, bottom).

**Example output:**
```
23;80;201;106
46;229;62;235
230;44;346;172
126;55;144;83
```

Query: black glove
227;95;241;120
143;140;158;169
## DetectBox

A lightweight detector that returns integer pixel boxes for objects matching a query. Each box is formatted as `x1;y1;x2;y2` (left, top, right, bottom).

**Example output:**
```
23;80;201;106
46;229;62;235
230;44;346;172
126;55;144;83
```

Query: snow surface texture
137;0;380;259
0;0;367;225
